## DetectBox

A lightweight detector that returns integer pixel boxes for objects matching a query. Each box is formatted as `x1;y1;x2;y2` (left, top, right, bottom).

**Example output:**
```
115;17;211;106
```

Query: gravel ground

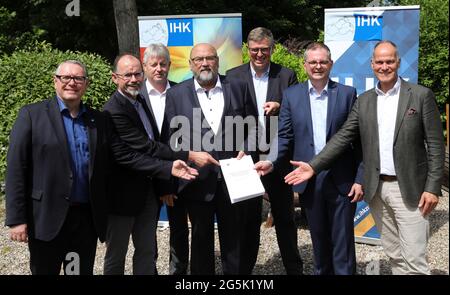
0;191;448;275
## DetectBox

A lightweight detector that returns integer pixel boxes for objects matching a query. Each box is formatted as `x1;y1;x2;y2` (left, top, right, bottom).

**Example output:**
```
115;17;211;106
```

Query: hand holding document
219;155;265;204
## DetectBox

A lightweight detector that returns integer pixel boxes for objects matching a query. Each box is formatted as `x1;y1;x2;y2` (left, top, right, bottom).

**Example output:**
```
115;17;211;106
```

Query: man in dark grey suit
226;27;302;274
282;40;445;275
161;43;258;274
139;43;190;275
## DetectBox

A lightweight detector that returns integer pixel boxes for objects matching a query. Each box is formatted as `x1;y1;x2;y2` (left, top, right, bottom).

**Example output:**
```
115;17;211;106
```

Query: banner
324;6;420;244
138;13;243;83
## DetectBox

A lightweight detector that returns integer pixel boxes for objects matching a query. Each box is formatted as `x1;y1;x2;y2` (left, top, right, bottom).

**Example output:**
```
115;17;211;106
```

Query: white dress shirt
145;79;170;133
250;64;270;132
309;81;329;155
376;77;401;176
194;78;224;135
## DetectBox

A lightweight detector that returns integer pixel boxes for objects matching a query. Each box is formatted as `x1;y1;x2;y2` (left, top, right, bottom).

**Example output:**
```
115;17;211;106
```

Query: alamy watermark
65;0;80;17
167;109;278;157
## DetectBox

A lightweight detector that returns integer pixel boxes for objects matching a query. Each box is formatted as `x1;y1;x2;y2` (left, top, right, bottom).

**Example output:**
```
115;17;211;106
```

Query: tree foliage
394;0;448;123
0;42;115;182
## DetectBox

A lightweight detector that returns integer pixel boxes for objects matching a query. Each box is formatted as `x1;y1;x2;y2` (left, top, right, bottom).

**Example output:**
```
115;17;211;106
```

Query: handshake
170;151;220;180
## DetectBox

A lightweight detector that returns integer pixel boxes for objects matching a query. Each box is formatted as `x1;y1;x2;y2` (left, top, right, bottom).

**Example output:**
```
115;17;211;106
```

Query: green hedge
0;42;115;184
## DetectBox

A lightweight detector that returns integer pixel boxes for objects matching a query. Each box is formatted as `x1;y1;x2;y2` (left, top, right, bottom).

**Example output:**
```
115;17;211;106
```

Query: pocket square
407;108;417;115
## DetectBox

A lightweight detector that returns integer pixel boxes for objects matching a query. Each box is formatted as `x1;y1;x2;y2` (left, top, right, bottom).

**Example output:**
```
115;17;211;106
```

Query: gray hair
303;42;332;61
55;60;88;78
372;40;400;61
247;27;274;48
143;43;170;64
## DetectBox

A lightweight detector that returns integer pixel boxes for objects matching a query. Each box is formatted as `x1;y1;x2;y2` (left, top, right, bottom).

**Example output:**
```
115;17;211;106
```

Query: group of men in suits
5;26;444;275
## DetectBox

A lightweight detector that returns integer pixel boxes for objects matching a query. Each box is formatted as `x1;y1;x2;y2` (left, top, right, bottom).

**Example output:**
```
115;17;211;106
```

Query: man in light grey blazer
281;40;445;275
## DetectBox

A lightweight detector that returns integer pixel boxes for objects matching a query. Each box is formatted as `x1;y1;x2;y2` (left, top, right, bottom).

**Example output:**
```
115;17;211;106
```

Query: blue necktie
134;98;154;140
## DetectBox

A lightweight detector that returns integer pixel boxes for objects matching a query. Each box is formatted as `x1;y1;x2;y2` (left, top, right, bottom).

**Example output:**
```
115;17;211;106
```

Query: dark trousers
263;169;303;275
166;197;189;275
28;205;98;275
303;172;357;275
185;181;247;275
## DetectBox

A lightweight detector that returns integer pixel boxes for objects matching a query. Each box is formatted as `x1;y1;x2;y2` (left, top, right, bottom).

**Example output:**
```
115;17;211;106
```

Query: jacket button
64;196;69;200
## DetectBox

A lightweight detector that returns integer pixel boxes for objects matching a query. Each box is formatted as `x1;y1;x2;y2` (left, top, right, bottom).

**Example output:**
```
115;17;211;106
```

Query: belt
380;174;397;181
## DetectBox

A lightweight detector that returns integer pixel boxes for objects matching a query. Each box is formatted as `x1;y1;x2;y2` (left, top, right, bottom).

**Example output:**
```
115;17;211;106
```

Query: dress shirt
121;91;154;140
146;79;170;133
194;78;224;135
309;81;328;155
250;64;269;131
376;77;401;176
57;97;89;203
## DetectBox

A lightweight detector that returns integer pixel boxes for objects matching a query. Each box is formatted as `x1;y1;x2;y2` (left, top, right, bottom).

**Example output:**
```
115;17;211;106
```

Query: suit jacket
139;80;177;139
275;80;363;197
226;62;298;146
103;91;188;216
5;97;170;241
310;79;445;206
160;76;258;201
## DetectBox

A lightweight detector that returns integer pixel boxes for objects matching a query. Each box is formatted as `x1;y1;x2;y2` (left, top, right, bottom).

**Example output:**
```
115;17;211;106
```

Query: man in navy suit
226;27;302;275
161;43;258;274
256;42;364;275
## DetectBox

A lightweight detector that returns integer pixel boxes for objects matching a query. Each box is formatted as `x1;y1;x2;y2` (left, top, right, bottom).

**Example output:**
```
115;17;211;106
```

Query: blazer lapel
83;108;97;180
326;81;338;139
47;97;72;171
366;90;379;144
139;82;160;138
301;83;314;141
266;66;279;102
393;80;412;144
245;65;258;107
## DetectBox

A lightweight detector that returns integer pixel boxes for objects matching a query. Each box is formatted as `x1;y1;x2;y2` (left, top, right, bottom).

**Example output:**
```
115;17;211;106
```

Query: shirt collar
375;76;401;96
56;96;86;117
146;79;170;95
308;80;329;96
250;63;270;79
194;77;222;93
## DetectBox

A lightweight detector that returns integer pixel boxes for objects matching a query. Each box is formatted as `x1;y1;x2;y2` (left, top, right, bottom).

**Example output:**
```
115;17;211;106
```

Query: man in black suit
161;43;259;274
139;43;190;275
103;53;216;275
5;60;197;275
226;27;302;274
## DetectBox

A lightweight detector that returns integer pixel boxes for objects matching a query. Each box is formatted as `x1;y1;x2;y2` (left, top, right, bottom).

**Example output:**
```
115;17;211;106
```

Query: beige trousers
369;180;430;275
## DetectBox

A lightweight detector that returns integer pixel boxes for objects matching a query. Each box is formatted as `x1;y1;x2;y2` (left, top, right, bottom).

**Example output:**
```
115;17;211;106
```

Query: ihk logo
65;0;80;17
169;22;192;33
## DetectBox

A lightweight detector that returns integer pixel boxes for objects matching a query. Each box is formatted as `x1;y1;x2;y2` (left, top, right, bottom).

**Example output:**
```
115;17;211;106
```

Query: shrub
0;41;115;184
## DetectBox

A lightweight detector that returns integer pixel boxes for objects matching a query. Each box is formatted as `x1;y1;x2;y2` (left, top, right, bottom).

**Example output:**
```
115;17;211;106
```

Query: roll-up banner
138;14;243;225
138;13;243;83
324;6;420;245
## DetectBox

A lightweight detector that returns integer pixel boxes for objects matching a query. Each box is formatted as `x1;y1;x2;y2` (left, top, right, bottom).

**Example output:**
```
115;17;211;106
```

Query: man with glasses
256;42;364;275
226;27;302;274
5;59;198;275
160;43;258;274
102;53;217;275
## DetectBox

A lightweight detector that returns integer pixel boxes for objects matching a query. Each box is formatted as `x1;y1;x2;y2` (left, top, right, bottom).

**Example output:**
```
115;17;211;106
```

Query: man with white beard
160;43;259;274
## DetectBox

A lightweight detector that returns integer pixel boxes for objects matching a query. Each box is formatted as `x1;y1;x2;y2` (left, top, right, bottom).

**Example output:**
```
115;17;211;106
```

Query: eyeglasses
190;56;217;65
248;47;271;55
114;72;144;80
306;60;331;67
55;75;87;84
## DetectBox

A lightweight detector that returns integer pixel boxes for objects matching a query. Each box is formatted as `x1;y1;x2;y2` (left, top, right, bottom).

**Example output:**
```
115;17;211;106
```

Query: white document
219;155;265;204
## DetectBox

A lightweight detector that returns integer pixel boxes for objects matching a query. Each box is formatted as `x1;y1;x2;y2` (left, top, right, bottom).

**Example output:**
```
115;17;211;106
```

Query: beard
195;69;217;86
124;84;140;97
